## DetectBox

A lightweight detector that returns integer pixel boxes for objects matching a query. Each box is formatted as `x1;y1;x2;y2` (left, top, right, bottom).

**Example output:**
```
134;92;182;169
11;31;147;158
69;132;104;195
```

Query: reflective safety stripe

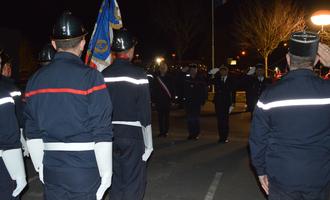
10;91;22;97
25;84;107;98
147;74;154;78
104;77;149;85
0;97;15;105
257;98;330;110
112;121;142;127
44;142;95;151
0;150;2;157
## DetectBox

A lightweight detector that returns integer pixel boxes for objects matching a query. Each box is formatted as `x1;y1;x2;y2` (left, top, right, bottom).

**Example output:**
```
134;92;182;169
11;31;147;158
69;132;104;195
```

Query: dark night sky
0;0;330;66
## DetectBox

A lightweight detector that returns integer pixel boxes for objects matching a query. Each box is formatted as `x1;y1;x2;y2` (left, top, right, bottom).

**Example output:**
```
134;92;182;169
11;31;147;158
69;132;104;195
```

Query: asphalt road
21;97;266;200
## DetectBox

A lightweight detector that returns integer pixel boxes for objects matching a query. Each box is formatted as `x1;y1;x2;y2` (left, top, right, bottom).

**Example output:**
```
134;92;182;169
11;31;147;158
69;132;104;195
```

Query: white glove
209;68;220;75
142;125;153;161
247;67;256;75
229;105;235;114
2;148;27;197
94;142;113;200
26;139;44;183
20;129;29;157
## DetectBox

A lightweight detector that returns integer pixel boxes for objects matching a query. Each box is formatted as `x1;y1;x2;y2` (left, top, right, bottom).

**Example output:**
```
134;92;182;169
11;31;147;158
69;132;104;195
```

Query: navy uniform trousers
269;182;330;200
109;125;147;200
0;158;19;200
43;151;101;200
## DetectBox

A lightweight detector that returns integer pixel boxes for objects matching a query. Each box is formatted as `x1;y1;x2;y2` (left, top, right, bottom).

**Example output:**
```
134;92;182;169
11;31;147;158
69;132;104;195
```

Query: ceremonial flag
85;0;123;71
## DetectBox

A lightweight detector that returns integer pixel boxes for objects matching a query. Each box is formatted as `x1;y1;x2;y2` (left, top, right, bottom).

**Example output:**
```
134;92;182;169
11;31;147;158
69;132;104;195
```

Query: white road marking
204;172;223;200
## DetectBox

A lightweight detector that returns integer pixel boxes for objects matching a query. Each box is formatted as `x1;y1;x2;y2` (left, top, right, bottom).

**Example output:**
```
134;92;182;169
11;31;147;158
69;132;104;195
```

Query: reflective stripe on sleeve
104;77;149;85
257;98;330;110
10;91;22;97
0;97;15;105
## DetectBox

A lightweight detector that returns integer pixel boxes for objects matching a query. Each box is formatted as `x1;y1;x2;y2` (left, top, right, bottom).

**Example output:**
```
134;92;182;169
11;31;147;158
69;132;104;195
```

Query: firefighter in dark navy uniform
0;54;27;200
24;12;113;200
183;64;207;140
102;29;153;200
249;31;330;200
38;43;56;67
0;52;27;156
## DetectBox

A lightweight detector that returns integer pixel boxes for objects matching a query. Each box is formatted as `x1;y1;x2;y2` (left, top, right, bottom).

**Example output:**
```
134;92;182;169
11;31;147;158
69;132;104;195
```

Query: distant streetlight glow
241;51;246;56
155;57;164;65
283;43;288;47
311;10;330;26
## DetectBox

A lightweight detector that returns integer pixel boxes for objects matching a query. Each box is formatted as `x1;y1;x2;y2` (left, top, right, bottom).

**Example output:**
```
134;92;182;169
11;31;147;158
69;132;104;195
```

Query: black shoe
218;139;229;144
188;135;199;140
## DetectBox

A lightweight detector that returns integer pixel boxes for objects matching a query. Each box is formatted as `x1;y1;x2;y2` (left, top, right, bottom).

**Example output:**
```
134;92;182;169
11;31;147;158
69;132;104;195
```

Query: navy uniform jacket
250;69;330;192
102;58;151;139
0;75;23;127
24;52;113;168
0;86;20;150
183;75;207;108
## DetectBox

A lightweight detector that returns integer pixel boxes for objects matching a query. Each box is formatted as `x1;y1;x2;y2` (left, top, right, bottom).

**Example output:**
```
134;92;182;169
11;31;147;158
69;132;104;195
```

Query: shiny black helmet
112;29;137;52
38;44;56;62
52;11;87;40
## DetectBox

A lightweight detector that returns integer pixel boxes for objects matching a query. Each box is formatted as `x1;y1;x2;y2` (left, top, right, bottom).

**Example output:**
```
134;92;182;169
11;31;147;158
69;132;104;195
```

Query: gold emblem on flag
95;40;108;53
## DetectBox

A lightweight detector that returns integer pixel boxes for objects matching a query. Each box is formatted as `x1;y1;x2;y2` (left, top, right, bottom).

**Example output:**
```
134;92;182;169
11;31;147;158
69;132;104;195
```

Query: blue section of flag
87;0;122;63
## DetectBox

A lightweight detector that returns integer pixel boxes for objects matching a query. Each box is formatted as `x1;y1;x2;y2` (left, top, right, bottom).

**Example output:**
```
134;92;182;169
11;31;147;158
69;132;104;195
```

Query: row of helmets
39;11;136;62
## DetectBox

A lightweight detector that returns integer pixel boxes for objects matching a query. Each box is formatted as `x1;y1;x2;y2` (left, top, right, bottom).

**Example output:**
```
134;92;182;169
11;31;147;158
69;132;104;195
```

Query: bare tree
151;0;208;62
234;0;305;77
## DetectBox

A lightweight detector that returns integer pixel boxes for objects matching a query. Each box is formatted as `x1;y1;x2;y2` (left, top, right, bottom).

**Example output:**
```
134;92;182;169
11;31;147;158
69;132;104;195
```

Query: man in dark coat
152;62;174;137
210;65;236;143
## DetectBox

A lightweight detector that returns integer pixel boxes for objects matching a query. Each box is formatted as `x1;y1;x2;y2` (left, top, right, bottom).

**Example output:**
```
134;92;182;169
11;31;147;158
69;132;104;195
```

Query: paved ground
21;93;267;200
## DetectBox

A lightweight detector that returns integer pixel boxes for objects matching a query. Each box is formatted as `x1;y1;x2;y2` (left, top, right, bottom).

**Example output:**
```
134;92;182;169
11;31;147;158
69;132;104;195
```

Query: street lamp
155;57;164;65
311;10;330;31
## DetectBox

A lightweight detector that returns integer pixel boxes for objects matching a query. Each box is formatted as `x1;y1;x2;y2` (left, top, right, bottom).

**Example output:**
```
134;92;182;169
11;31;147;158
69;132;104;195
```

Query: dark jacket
0;86;20;150
102;59;151;139
152;73;174;109
183;74;207;108
250;69;330;192
211;75;236;108
0;75;24;127
24;52;113;167
244;75;272;112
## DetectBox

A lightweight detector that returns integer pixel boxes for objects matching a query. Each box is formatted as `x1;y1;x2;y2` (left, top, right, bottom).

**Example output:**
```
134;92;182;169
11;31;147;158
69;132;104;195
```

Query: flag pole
211;0;215;93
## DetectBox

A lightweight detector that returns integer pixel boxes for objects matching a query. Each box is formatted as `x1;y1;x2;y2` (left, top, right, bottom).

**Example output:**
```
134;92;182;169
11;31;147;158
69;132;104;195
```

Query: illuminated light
283;43;288;47
311;10;330;26
155;57;165;65
241;51;246;56
230;60;237;65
